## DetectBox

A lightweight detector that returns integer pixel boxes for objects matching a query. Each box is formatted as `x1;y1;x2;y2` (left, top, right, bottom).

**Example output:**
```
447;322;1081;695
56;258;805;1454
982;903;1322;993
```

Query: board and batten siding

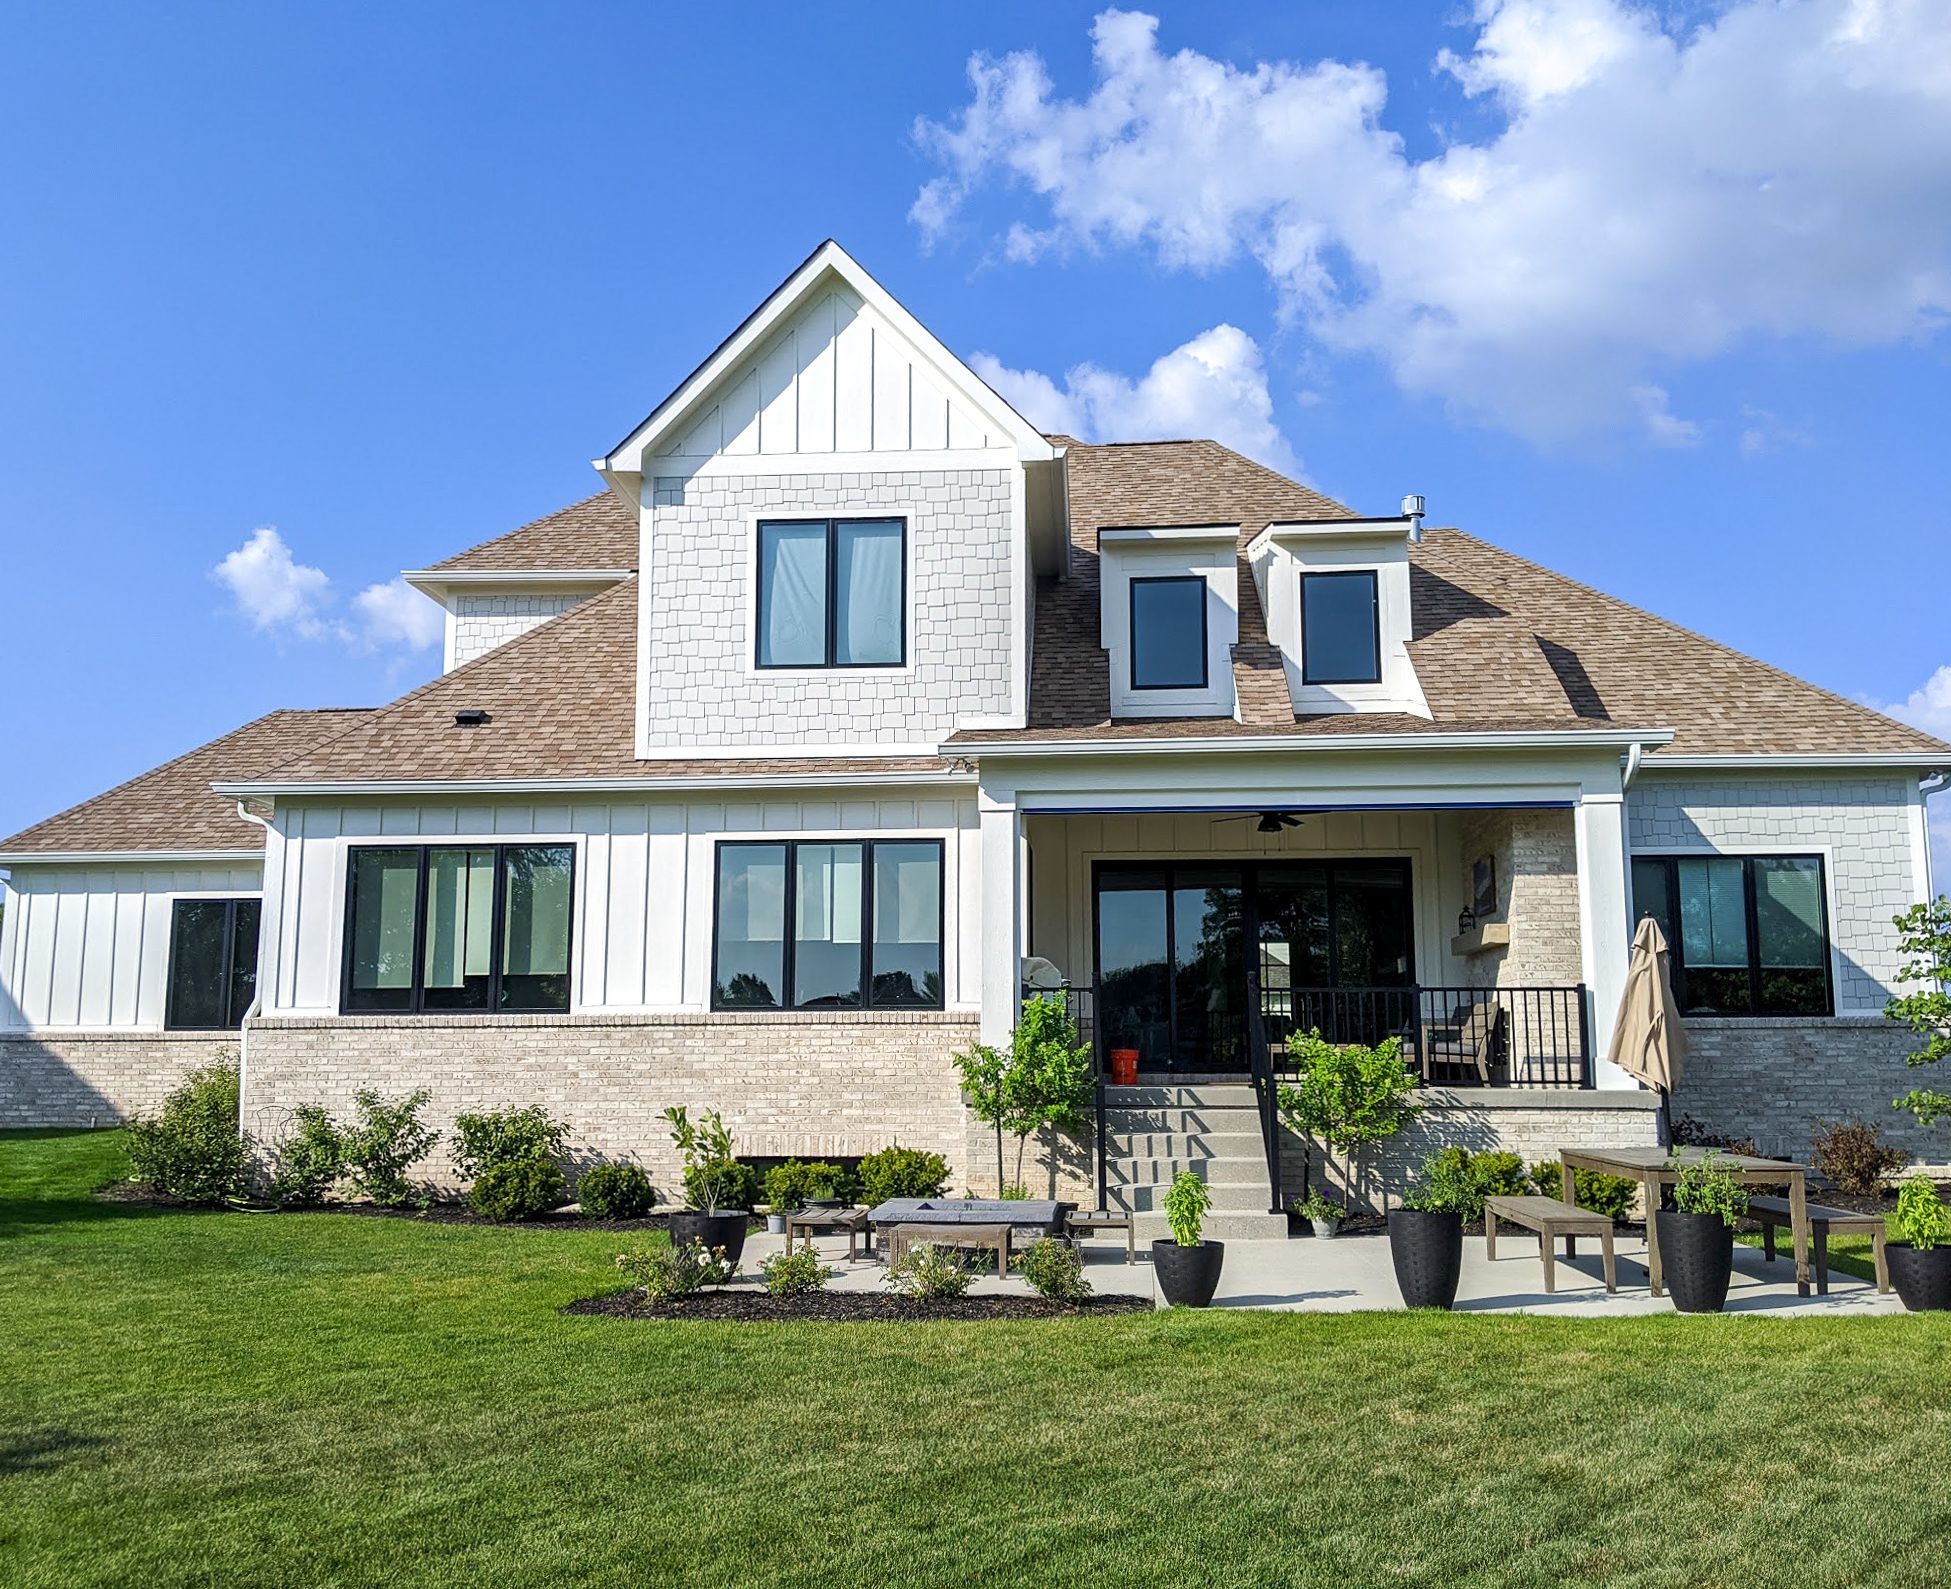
0;861;262;1031
260;794;980;1017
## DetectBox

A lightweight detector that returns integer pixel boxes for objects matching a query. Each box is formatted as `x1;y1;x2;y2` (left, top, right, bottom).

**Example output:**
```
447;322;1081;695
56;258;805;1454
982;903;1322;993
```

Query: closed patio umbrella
1609;917;1688;1125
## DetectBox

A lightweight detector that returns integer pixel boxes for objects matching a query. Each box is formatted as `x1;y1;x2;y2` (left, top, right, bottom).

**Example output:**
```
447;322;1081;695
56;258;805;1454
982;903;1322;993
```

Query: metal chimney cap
1401;493;1426;518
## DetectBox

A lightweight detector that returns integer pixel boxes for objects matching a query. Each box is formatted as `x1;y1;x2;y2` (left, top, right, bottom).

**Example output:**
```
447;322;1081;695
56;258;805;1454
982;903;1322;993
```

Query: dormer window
1129;576;1209;690
1300;571;1381;685
757;517;905;669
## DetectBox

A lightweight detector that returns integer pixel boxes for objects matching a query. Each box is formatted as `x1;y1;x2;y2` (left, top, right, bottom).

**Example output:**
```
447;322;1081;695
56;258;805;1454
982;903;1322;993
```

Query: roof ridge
1426;528;1951;755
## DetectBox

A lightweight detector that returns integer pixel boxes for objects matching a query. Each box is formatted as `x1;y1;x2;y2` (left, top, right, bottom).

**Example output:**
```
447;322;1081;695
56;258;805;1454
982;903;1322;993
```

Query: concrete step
1112;1179;1271;1214
1107;1156;1267;1188
1104;1107;1264;1136
1106;1083;1259;1107
1107;1129;1266;1158
1132;1209;1291;1242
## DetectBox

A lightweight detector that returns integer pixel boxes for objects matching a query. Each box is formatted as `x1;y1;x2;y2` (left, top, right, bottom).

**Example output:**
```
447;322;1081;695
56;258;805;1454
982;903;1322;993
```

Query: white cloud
973;323;1302;473
1870;664;1951;894
914;1;1951;443
211;528;439;654
1737;406;1814;458
1629;384;1703;449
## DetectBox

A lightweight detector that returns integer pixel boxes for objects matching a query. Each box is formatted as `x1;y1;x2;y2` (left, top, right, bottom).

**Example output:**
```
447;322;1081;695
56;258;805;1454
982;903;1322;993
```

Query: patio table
1556;1145;1813;1298
866;1198;1064;1259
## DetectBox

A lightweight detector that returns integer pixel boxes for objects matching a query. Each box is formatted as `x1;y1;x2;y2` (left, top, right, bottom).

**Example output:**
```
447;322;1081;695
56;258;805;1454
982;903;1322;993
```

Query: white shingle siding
1627;774;1921;1012
641;469;1014;752
451;591;589;668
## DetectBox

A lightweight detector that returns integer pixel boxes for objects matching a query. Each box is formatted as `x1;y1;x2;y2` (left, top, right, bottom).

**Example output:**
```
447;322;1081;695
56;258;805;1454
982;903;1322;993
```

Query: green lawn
3;1129;1948;1589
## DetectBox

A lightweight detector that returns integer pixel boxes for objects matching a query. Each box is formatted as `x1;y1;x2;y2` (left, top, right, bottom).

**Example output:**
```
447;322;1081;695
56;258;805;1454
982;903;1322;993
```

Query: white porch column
977;788;1022;1045
1574;790;1634;1088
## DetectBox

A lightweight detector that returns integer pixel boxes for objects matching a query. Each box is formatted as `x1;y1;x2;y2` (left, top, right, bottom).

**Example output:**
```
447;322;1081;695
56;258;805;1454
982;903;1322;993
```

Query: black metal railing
1263;984;1592;1090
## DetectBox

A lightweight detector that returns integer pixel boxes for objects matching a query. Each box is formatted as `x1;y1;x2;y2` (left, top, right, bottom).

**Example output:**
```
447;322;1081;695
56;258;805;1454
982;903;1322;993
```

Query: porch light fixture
454;709;491;728
1457;906;1478;936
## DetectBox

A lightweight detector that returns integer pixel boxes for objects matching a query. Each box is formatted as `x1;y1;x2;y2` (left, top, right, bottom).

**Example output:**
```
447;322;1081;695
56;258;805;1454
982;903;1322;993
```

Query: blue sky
1;1;1946;876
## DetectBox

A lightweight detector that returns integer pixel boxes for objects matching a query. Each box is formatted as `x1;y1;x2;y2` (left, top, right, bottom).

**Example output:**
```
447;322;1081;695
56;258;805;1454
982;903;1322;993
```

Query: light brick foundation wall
1280;1088;1665;1211
0;1031;240;1126
451;592;589;667
1672;1017;1943;1164
242;1010;979;1199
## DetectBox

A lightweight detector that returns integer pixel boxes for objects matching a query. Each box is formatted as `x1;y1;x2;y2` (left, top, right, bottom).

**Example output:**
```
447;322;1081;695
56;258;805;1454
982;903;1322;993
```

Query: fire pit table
866;1198;1067;1261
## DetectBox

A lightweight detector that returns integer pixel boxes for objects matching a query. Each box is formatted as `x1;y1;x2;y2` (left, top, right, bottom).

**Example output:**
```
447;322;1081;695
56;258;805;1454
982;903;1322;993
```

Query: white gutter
1643;753;1951;771
402;568;632;596
0;848;262;867
211;768;978;799
944;727;1677;759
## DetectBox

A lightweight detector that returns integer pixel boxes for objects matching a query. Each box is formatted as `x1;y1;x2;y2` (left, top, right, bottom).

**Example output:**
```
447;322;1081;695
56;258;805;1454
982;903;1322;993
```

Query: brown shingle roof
254;580;953;786
429;490;637;574
0;709;374;856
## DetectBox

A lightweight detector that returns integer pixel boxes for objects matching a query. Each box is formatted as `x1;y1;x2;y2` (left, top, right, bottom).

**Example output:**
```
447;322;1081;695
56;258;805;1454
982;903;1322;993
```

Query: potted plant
761;1159;848;1236
1887;1174;1951;1312
1295;1189;1346;1240
663;1106;752;1267
1655;1150;1748;1314
1389;1149;1475;1310
1152;1170;1224;1307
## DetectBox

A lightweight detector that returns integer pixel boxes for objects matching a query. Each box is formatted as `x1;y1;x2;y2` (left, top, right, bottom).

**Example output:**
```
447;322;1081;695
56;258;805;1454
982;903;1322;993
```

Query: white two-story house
3;241;1945;1220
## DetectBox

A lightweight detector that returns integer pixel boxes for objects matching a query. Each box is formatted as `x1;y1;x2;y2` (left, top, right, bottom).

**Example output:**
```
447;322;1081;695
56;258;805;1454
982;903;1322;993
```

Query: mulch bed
566;1287;1154;1323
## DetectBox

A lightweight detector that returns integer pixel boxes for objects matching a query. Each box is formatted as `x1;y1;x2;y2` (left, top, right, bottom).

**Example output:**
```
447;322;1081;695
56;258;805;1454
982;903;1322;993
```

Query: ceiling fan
1213;811;1306;834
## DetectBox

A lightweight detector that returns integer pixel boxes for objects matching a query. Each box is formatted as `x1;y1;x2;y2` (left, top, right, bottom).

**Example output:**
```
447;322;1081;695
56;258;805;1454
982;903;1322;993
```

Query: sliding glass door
1092;858;1413;1074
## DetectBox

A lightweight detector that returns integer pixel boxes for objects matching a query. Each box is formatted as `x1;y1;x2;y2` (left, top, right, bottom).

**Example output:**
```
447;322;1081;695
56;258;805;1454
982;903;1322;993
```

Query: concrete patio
738;1226;1904;1317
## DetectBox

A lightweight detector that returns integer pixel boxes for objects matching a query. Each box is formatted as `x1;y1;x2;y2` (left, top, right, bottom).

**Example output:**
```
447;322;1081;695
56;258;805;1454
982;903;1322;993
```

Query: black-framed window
1631;854;1832;1016
165;898;261;1030
342;844;574;1014
713;838;943;1010
1300;570;1381;684
756;517;905;668
1129;575;1208;690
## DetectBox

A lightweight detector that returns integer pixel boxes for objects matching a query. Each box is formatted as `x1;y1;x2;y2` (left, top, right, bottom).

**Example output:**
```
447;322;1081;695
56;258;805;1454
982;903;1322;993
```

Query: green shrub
857;1144;949;1205
762;1158;852;1213
1893;1174;1951;1250
885;1241;974;1299
340;1088;439;1208
1529;1162;1639;1222
998;1182;1033;1200
758;1247;837;1296
1811;1117;1907;1196
1470;1150;1533;1204
124;1063;245;1204
1400;1147;1479;1216
1014;1237;1092;1302
452;1106;568;1221
1669;1150;1748;1226
1294;1189;1345;1222
268;1103;345;1206
1163;1170;1211;1247
617;1238;734;1300
578;1162;655;1220
664;1106;755;1212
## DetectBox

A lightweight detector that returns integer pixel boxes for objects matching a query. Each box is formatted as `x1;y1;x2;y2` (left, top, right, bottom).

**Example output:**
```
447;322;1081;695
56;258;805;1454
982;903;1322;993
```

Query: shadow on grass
0;1427;112;1475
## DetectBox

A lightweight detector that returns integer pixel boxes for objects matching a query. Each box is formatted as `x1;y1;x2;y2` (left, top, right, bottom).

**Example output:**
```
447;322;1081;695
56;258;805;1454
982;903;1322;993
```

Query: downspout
232;799;274;1157
1621;740;1644;791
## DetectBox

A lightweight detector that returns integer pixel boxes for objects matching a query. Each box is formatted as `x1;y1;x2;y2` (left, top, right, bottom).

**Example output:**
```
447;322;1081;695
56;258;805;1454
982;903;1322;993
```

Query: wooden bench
1485;1194;1617;1294
1066;1208;1135;1263
887;1222;1011;1279
1750;1194;1890;1295
783;1206;871;1261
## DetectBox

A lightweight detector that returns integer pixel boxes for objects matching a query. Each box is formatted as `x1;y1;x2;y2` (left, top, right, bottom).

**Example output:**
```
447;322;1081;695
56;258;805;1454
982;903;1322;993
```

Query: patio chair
1420;1002;1503;1084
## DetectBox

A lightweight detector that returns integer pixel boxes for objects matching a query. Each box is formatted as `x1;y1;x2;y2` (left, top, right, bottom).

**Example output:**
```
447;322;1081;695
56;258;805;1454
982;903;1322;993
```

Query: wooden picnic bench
1750;1194;1890;1296
783;1205;871;1260
1066;1208;1135;1263
1485;1194;1617;1294
887;1222;1012;1278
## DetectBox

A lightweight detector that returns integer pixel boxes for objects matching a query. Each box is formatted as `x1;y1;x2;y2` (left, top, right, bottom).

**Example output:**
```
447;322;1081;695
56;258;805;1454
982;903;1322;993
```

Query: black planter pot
668;1210;751;1267
1887;1243;1951;1312
1152;1239;1225;1307
1389;1209;1463;1310
1655;1210;1733;1313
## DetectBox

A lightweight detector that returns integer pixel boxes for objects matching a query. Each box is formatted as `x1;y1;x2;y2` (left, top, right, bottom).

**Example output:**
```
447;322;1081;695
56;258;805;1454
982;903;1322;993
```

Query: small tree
1887;898;1951;1128
953;995;1093;1194
1275;1030;1423;1204
663;1106;749;1212
952;1037;1012;1195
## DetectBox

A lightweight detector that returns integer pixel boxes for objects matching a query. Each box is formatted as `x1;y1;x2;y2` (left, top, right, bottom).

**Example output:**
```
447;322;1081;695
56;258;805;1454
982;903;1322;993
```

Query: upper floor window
713;838;943;1010
165;898;260;1030
1630;854;1831;1017
1300;570;1381;685
342;844;574;1015
1129;575;1208;690
757;518;905;668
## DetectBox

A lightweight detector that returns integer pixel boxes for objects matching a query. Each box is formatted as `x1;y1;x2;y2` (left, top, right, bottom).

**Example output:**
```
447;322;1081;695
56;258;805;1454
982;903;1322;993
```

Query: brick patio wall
0;1031;240;1127
241;1011;979;1199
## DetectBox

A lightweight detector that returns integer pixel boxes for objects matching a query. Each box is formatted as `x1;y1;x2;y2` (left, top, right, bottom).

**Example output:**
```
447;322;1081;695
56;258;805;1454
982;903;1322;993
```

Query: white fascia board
601;240;1058;474
948;727;1676;758
1247;516;1416;556
210;771;977;799
0;849;263;866
649;447;1019;482
1641;753;1951;772
1099;524;1243;546
402;569;632;598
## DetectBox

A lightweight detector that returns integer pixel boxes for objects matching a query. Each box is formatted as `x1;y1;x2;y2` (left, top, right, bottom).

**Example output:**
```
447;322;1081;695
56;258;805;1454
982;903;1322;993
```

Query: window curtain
502;847;573;977
835;521;902;664
759;524;827;666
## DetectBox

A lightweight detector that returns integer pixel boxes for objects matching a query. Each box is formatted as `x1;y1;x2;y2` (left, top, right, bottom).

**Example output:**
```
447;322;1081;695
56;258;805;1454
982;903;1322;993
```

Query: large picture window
1128;575;1209;690
756;518;905;668
165;898;261;1030
1631;854;1831;1016
342;844;574;1014
1300;570;1381;685
713;838;943;1010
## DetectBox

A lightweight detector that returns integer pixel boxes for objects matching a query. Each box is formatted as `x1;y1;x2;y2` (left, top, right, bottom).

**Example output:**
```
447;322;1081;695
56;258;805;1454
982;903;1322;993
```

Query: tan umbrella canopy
1609;916;1688;1096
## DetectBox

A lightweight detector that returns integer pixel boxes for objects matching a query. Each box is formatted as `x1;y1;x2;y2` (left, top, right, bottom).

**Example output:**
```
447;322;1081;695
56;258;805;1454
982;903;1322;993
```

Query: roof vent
1401;493;1426;540
454;709;491;728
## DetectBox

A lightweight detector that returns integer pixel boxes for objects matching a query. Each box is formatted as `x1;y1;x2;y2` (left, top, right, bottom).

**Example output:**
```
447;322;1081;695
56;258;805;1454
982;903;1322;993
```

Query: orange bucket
1109;1048;1140;1086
